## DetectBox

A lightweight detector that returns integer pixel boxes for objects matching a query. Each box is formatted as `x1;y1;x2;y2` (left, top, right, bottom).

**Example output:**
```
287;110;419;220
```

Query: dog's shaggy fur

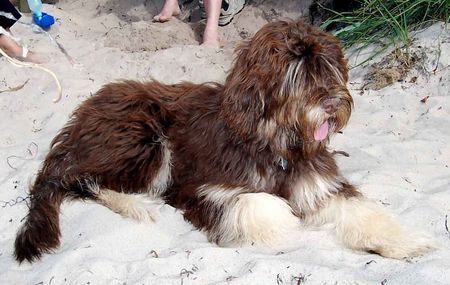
14;20;434;263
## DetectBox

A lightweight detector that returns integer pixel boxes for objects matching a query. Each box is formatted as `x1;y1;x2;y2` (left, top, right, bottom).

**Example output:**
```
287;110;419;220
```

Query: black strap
0;0;22;29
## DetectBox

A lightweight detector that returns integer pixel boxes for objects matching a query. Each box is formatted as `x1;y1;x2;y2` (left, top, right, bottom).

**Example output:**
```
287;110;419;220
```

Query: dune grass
321;0;449;57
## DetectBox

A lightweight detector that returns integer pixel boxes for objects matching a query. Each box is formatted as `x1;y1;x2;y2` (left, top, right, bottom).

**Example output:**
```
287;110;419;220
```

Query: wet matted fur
14;20;435;263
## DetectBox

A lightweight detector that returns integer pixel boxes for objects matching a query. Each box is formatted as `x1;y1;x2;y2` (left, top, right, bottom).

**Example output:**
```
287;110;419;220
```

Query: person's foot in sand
201;0;221;47
153;0;181;23
202;27;220;47
0;34;45;63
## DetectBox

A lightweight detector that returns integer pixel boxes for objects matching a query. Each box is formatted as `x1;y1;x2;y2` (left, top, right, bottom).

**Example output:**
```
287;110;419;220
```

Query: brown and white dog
15;20;434;263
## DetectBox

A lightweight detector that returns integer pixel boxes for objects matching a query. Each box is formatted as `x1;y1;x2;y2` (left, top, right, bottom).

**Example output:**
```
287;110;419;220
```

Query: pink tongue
314;120;329;141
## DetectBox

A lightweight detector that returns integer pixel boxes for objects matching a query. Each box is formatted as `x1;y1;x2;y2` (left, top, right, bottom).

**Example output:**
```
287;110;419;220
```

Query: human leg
153;0;181;22
0;33;45;63
202;0;221;47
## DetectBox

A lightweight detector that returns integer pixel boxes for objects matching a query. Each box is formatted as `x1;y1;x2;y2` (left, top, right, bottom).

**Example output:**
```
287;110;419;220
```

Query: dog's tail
14;170;95;264
14;176;67;263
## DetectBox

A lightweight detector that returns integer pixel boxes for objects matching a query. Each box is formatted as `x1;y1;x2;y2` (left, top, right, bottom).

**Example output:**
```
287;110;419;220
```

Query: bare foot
202;27;220;48
0;34;46;64
24;50;47;64
153;0;181;23
201;39;220;48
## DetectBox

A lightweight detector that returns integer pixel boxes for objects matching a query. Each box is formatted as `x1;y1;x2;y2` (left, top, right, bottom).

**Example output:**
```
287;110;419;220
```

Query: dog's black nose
322;97;341;114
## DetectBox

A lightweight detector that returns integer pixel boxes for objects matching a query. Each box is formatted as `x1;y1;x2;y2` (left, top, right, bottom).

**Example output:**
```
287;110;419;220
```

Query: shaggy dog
15;20;434;263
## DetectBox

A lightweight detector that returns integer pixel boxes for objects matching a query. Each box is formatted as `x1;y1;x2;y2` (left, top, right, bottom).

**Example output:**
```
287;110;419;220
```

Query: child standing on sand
153;0;245;47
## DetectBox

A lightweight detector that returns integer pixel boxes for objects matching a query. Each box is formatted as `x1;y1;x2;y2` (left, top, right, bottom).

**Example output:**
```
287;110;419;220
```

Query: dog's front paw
331;197;437;259
373;231;437;259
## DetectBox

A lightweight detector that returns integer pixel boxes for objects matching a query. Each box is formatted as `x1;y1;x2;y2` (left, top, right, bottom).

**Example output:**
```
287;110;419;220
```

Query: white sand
1;1;449;284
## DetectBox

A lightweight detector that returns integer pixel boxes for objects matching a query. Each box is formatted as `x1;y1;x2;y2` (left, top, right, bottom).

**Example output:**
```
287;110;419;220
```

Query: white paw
125;198;162;223
330;197;437;259
373;231;437;259
214;193;300;246
97;189;162;223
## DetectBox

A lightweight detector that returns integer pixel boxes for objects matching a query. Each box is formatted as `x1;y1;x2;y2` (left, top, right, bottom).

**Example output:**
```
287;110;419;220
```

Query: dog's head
222;20;352;155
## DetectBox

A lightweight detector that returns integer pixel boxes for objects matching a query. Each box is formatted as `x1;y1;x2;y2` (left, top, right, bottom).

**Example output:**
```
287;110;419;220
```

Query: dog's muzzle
321;97;341;115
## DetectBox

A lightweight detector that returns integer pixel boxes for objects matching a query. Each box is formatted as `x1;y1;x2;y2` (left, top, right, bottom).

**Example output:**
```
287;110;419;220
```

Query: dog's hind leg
90;140;171;223
94;187;163;223
188;186;301;246
305;195;436;259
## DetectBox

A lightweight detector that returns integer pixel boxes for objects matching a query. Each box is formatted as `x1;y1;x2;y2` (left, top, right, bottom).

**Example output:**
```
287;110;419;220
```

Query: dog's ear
221;40;273;139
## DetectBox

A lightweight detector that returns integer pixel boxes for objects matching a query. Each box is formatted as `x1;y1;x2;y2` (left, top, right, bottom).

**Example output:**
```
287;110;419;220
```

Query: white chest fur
290;172;343;215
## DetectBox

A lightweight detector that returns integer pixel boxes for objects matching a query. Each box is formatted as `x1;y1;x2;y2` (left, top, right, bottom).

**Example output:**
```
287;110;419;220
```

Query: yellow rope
0;47;62;103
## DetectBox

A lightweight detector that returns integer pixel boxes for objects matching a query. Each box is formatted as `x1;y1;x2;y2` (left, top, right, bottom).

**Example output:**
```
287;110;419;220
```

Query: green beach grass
321;0;449;60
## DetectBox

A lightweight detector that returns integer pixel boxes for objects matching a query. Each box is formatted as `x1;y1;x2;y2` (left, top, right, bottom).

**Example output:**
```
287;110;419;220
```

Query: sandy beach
1;0;449;284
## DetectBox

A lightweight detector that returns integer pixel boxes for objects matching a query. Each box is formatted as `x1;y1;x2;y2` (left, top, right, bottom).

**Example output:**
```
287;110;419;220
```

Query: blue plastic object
27;0;42;17
27;0;55;29
33;12;54;29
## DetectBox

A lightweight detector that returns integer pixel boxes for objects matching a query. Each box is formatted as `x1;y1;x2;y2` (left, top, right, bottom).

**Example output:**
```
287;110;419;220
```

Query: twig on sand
365;260;377;267
6;142;39;170
0;79;29;93
0;48;62;102
180;268;194;277
6;156;18;170
149;250;159;258
445;215;449;237
433;41;441;73
180;268;195;285
276;273;283;284
381;279;388;285
332;150;350;157
54;40;76;66
0;195;31;208
420;95;430;103
292;273;308;285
